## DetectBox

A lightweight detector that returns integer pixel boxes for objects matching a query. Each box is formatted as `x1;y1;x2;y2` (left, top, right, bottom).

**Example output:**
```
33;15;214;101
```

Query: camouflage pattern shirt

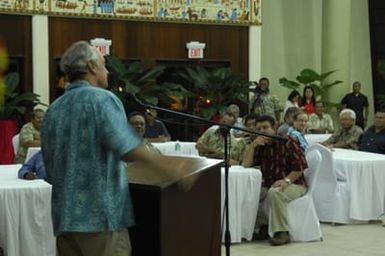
15;122;39;164
323;125;363;149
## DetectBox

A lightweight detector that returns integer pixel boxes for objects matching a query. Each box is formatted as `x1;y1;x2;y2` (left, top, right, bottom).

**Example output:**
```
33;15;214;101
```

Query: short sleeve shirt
307;113;334;133
323;125;363;149
197;126;236;156
251;94;282;119
359;126;385;154
253;137;307;187
15;122;39;164
144;120;170;138
231;136;253;163
41;80;142;236
341;93;368;122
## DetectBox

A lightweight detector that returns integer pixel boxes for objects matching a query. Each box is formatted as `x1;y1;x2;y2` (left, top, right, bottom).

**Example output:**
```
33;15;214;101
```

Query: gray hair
227;104;240;112
31;108;45;118
340;108;356;120
60;41;100;82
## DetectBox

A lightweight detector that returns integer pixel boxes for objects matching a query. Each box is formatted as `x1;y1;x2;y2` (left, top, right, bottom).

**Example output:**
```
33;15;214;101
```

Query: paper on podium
127;155;223;189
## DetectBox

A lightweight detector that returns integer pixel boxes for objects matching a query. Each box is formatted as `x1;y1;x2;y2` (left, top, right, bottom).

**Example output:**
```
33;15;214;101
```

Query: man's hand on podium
123;145;199;191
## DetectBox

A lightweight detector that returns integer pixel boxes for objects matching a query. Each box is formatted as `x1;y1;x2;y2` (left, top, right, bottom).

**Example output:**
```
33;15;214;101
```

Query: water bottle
174;140;181;152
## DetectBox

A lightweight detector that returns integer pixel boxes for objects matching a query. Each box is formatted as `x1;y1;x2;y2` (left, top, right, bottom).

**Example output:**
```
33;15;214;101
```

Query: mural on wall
0;0;261;25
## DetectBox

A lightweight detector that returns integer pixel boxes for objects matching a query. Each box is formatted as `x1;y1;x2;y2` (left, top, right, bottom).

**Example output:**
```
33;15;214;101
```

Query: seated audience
307;101;334;134
196;112;238;164
277;107;300;137
283;90;300;116
144;108;171;142
287;111;309;154
231;113;259;164
15;108;45;164
18;151;47;180
227;104;246;137
242;115;307;246
322;109;363;149
128;112;161;155
359;109;385;154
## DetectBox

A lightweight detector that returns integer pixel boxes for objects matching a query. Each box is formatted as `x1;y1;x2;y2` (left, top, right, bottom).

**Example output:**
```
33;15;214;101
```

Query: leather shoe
269;231;290;246
252;225;269;240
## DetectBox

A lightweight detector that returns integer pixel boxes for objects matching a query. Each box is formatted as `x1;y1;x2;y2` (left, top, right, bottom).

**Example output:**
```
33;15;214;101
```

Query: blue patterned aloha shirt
41;80;142;236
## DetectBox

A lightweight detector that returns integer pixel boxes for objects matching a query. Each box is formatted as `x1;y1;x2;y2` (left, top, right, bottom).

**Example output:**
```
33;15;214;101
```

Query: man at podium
41;41;195;256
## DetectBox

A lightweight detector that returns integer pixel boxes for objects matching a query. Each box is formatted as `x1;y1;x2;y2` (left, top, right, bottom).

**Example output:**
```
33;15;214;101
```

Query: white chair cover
12;134;19;155
266;149;323;242
307;144;351;224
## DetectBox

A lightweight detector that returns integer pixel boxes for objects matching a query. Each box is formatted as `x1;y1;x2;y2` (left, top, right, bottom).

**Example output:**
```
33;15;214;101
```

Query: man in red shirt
242;115;307;246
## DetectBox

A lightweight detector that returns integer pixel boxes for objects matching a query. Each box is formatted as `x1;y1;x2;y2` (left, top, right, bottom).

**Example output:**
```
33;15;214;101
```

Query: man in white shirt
307;101;334;134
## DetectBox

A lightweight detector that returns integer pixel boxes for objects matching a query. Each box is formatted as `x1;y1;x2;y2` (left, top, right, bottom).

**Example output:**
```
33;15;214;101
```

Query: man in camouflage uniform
250;77;281;123
231;113;259;164
196;112;238;165
15;108;45;163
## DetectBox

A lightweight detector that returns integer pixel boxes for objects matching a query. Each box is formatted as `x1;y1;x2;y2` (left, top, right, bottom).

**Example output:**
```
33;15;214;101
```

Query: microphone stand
126;93;286;256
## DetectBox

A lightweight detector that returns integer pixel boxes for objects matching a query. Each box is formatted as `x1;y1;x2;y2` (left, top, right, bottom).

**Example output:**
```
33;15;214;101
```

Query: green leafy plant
279;68;343;109
0;72;43;122
106;55;191;111
178;66;249;119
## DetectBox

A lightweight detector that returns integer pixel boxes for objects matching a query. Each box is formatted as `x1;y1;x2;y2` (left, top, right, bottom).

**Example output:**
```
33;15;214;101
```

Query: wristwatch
284;177;291;185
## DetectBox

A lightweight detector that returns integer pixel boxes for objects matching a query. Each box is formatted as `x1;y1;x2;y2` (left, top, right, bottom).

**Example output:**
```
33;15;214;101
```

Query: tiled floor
222;222;385;256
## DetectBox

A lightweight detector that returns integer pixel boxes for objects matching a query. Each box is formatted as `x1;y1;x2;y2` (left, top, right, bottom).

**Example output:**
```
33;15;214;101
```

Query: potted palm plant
178;66;250;119
279;68;343;109
0;72;43;164
105;56;191;112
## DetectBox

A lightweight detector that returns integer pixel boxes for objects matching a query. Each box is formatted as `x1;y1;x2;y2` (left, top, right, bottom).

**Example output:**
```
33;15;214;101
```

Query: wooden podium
127;156;222;256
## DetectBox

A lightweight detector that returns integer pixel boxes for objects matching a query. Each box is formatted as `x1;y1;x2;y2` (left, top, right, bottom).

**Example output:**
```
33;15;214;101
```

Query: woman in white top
283;90;301;116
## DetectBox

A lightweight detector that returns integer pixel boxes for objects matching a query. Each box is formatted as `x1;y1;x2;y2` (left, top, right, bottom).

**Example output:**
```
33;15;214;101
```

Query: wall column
32;15;50;107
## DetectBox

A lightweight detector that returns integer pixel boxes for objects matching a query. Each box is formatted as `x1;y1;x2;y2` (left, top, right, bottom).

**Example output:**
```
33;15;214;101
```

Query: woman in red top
301;85;316;115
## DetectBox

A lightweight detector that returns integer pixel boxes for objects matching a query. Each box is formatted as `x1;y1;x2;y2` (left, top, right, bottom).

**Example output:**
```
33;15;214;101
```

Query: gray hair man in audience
322;108;363;149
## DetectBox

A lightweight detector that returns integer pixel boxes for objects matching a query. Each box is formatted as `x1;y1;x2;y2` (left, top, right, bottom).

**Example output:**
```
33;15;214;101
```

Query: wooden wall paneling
0;14;32;93
48;17;249;101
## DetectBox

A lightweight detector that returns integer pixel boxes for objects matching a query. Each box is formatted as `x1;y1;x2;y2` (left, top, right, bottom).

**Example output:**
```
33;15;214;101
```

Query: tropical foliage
178;66;250;119
0;72;43;123
105;56;190;112
279;68;343;108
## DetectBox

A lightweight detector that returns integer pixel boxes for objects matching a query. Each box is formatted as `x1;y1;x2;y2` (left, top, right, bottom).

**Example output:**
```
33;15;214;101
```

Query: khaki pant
57;229;131;256
256;184;306;234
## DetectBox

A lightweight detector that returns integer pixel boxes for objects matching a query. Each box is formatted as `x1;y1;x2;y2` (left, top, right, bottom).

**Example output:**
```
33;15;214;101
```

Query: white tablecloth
305;134;332;146
0;164;56;256
333;149;385;220
152;141;199;156
221;166;261;243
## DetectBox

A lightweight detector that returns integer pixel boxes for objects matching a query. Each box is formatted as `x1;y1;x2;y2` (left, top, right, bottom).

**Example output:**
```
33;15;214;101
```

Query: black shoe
252;225;269;240
269;231;290;246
